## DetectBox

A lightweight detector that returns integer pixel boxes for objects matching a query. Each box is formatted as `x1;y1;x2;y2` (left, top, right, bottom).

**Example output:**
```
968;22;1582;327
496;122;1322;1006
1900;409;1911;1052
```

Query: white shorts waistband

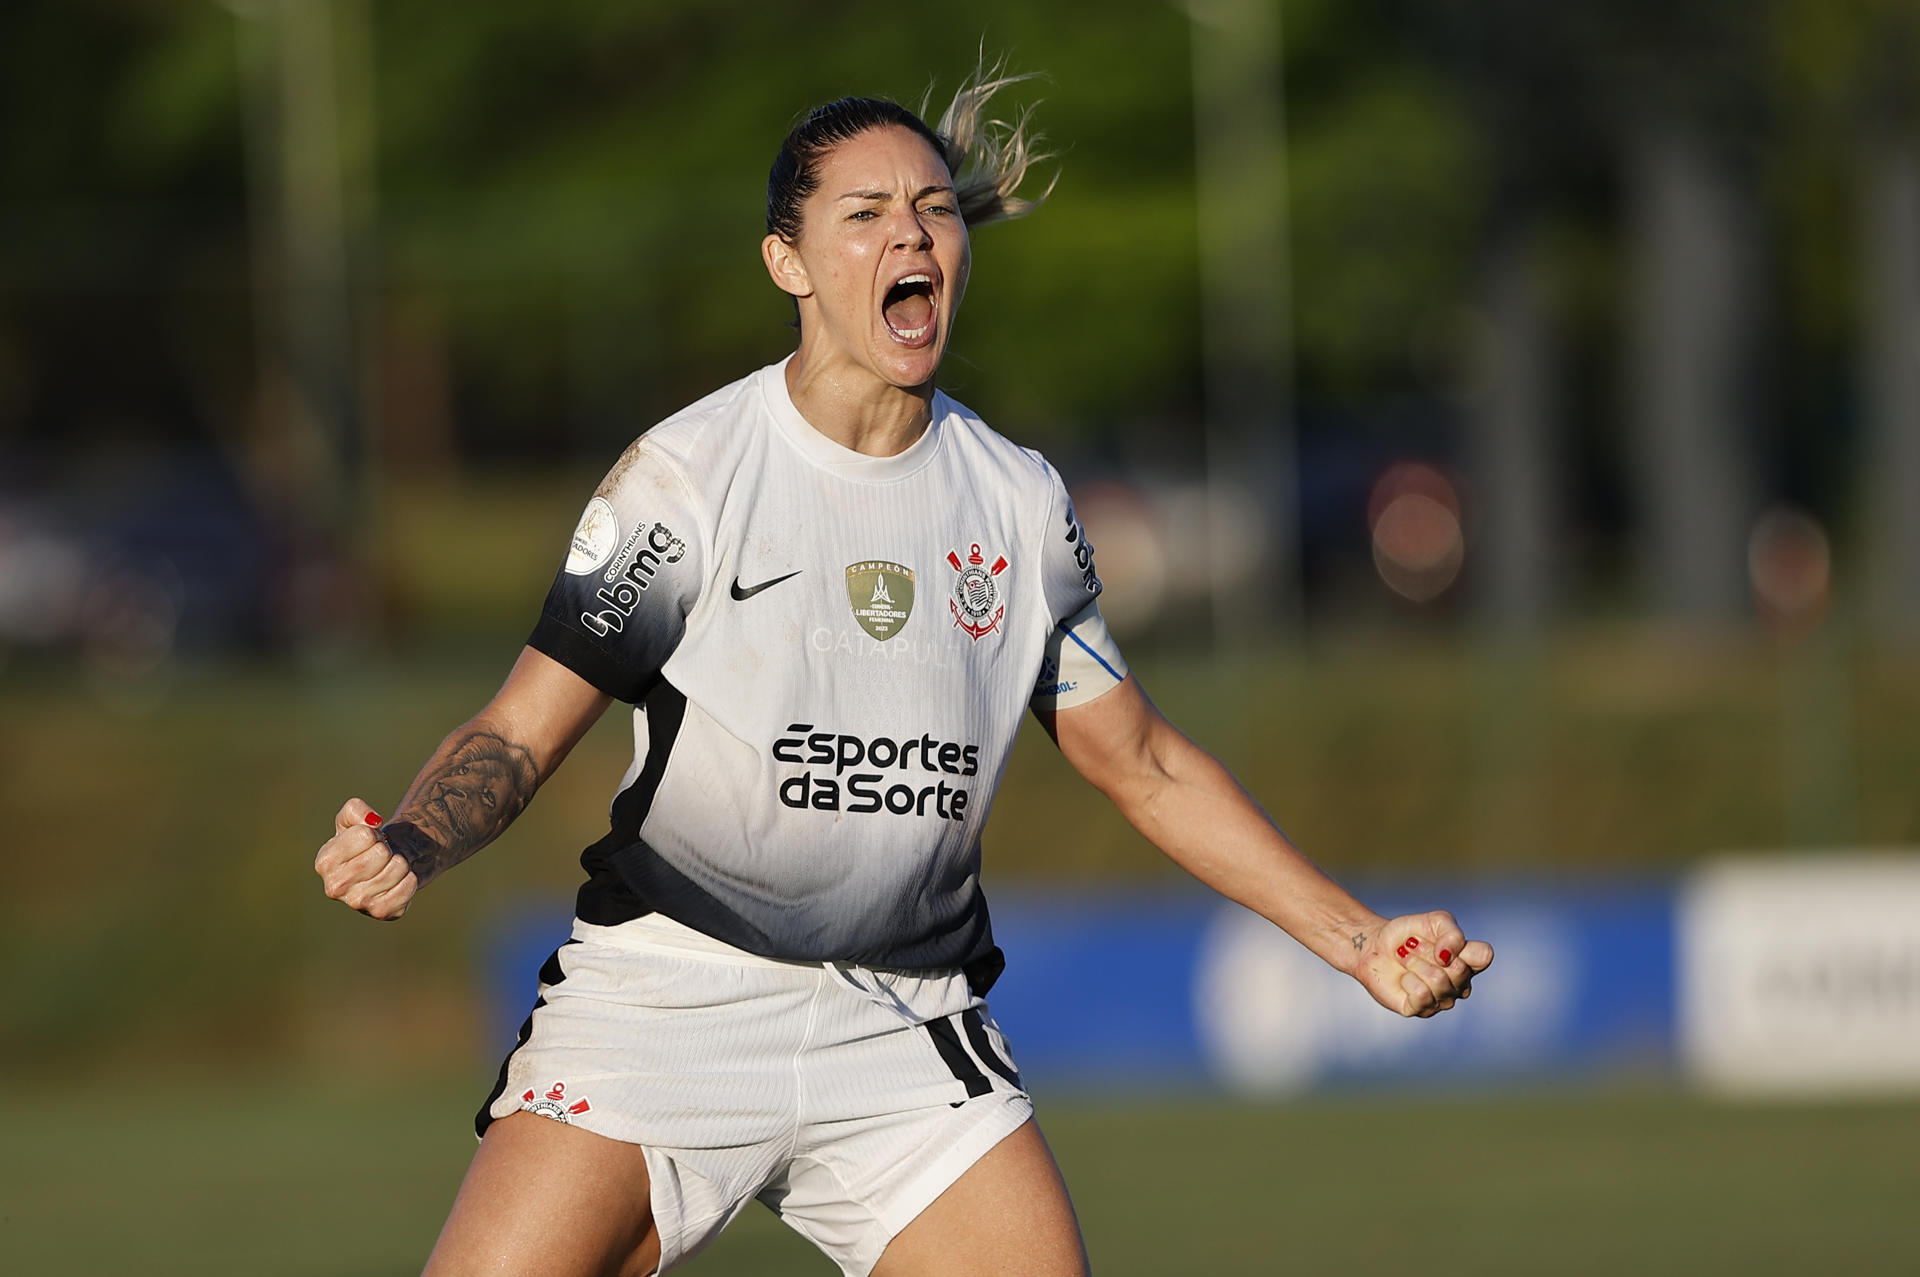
571;912;825;970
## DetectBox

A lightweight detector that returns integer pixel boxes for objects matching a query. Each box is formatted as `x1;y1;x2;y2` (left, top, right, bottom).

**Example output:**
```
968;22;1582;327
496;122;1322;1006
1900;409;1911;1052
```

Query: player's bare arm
314;646;612;919
377;727;539;886
1037;674;1493;1017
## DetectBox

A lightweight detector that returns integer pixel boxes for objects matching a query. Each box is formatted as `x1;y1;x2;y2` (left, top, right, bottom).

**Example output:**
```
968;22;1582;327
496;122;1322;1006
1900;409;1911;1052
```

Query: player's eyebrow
837;184;957;202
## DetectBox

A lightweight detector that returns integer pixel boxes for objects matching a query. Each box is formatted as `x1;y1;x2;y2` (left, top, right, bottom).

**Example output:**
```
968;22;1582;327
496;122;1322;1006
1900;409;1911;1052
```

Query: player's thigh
869;1118;1088;1277
424;1110;661;1277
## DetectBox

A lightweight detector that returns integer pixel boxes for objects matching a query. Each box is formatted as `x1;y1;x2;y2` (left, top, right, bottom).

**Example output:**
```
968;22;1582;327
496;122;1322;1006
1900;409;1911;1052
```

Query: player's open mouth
882;273;938;348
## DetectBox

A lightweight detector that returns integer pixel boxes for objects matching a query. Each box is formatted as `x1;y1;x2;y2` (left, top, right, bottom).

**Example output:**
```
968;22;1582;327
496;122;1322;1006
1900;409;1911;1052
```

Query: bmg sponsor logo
773;723;979;821
581;522;685;637
1063;503;1100;594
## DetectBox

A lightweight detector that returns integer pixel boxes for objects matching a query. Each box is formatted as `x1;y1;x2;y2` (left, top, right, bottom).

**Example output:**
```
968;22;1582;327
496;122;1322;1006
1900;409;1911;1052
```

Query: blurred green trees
6;0;1920;617
0;0;1572;458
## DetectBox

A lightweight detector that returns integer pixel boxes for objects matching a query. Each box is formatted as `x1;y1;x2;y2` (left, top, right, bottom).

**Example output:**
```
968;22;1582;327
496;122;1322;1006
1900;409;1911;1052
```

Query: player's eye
848;208;878;221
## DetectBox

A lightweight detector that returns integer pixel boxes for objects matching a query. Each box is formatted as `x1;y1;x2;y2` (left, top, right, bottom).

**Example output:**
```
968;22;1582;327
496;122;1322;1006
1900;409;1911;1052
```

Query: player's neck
784;346;932;458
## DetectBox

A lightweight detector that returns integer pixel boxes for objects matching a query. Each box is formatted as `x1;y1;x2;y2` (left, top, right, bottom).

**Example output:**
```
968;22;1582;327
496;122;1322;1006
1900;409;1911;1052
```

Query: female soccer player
315;69;1493;1277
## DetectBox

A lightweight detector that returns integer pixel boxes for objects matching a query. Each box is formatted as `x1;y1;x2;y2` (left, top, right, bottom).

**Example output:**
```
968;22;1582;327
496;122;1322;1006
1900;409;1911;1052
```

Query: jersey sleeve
1039;461;1104;625
1031;462;1128;710
1032;598;1129;710
527;439;705;704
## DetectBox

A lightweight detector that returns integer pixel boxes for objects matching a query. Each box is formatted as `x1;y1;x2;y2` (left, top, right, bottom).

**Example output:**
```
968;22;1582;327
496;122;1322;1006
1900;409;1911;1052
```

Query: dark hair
766;98;947;241
765;61;1056;242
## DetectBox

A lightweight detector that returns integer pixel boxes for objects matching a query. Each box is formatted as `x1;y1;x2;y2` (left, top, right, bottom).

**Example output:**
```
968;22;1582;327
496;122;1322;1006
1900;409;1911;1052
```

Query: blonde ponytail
930;57;1059;226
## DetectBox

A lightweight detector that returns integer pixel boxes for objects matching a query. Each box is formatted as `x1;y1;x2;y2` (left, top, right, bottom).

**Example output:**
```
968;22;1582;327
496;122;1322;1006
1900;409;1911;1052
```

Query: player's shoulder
596;368;769;504
637;370;761;467
935;390;1064;497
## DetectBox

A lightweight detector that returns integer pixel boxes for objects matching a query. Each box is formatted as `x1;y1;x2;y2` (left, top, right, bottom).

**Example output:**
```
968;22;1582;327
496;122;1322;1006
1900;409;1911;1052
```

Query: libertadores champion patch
947;543;1008;640
521;1080;593;1123
565;498;619;575
846;560;915;640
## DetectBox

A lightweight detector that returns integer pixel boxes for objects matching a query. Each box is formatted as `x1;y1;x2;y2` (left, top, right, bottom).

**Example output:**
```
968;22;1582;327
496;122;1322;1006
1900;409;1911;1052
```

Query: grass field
5;1079;1915;1275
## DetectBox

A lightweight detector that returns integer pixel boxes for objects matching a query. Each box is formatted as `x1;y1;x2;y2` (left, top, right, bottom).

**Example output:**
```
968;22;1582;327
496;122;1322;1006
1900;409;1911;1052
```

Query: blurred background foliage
12;0;1905;464
9;1;1920;626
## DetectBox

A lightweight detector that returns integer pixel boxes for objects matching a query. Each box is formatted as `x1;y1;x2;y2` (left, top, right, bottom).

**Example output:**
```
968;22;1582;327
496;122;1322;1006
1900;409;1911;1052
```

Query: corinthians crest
947;543;1008;640
521;1080;592;1123
845;560;915;640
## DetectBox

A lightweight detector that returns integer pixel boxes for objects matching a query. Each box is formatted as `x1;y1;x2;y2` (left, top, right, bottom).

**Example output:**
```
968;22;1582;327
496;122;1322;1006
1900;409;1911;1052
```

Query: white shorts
479;914;1033;1276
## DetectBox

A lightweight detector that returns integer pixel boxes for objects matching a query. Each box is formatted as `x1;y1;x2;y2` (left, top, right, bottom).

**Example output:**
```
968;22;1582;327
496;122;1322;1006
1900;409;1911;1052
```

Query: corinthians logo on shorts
845;560;915;640
521;1080;592;1123
947;543;1008;640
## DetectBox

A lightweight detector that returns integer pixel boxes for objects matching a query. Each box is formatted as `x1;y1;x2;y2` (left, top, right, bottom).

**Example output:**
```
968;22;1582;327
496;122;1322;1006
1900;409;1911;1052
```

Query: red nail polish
365;812;383;827
1406;937;1421;950
1396;946;1408;959
1439;949;1452;965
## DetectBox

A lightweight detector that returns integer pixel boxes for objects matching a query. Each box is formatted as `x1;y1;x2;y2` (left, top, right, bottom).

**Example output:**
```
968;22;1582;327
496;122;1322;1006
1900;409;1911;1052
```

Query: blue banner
988;879;1675;1094
484;877;1678;1095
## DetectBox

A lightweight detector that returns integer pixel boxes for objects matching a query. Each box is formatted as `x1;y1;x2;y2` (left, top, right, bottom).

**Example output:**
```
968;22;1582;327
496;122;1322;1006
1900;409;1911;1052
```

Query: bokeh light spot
1368;462;1464;604
1748;506;1830;631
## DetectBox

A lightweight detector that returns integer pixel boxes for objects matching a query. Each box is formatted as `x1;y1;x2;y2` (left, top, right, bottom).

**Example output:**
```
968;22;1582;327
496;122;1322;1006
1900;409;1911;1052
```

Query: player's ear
762;233;812;299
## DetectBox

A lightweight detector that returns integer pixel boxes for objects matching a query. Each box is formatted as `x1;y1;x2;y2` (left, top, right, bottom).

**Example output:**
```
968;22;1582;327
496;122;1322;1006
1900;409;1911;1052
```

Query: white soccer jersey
532;358;1127;985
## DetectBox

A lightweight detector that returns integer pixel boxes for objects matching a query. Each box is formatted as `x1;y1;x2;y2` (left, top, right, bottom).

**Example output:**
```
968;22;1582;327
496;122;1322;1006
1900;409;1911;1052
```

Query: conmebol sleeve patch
566;498;619;575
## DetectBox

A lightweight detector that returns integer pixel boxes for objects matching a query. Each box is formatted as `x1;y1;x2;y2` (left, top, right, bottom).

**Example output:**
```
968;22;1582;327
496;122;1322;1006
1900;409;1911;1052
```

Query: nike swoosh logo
730;570;802;601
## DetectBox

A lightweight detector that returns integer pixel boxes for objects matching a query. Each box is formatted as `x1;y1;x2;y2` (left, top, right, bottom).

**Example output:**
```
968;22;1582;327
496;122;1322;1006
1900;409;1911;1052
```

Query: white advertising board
1678;854;1920;1096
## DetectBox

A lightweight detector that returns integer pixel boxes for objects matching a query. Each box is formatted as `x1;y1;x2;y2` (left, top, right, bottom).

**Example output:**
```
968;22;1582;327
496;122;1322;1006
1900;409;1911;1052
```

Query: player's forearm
1107;727;1383;975
380;716;541;888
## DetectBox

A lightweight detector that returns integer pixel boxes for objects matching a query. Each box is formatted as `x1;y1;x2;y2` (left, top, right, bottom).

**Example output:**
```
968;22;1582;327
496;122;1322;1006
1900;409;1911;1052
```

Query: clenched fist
314;798;419;921
1351;910;1493;1018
